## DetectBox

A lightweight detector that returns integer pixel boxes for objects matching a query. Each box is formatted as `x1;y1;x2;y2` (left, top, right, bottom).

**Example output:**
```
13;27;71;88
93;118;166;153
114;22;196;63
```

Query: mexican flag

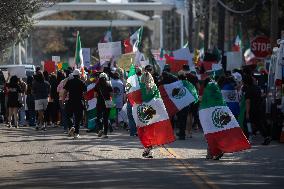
221;83;240;117
75;31;84;76
126;65;142;105
132;81;175;148
199;82;250;156
159;80;198;117
132;27;143;53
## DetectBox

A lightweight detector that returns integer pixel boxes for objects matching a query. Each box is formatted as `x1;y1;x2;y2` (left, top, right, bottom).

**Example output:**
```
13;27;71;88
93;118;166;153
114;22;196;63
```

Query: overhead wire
216;0;257;14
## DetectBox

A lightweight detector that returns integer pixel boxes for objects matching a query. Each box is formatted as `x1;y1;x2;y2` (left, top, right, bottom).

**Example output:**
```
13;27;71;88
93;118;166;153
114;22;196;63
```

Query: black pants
96;106;110;135
66;102;83;134
177;106;190;138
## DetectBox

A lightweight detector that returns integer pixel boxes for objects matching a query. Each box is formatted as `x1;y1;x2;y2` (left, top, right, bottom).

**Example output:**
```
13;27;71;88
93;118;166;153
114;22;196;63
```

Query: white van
0;64;36;79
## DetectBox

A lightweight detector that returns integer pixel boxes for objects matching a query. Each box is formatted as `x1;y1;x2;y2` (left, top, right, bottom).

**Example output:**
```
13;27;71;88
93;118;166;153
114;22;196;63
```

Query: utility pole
271;0;278;47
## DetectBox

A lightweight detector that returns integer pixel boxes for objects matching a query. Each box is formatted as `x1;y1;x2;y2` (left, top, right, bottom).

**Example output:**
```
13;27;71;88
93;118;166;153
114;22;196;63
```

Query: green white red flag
126;65;142;105
199;82;250;156
75;31;84;76
159;80;198;117
132;74;175;148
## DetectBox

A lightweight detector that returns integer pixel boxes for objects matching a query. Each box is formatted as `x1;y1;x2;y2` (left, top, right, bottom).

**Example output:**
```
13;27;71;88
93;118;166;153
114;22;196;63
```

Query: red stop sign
251;36;272;58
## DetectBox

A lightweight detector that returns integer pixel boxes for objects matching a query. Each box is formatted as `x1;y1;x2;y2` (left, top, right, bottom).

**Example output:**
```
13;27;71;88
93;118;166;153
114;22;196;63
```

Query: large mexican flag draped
159;80;198;117
126;65;142;105
132;77;175;148
199;82;250;156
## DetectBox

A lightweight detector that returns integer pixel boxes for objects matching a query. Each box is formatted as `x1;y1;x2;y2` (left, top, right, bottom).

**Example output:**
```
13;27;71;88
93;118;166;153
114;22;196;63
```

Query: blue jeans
127;102;137;136
18;107;26;126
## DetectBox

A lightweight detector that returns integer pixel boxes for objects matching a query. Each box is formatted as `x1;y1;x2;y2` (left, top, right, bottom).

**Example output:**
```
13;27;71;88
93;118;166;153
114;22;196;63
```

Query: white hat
99;72;108;80
232;72;242;83
72;69;80;76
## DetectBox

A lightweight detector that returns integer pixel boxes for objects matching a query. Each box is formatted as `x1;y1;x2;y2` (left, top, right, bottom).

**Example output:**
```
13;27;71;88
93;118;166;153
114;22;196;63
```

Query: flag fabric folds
125;65;142;105
165;54;188;73
132;80;175;148
75;31;84;76
159;80;198;117
199;82;250;156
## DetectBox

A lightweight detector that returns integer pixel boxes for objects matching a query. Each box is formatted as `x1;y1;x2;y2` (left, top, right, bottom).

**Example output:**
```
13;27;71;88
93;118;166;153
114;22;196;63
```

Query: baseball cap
232;72;242;83
72;69;80;76
99;72;108;80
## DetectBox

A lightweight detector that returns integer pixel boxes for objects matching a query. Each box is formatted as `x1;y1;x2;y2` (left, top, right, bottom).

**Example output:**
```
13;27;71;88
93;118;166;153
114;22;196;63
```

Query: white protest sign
226;51;242;71
8;66;26;78
173;47;193;67
82;48;91;67
98;41;122;62
52;56;60;63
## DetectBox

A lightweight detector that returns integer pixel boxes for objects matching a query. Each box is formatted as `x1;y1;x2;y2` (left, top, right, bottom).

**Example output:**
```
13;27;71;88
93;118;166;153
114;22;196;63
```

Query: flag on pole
123;37;132;54
244;48;256;64
132;79;175;148
133;27;143;52
126;65;142;105
199;82;250;156
75;31;84;76
159;80;198;117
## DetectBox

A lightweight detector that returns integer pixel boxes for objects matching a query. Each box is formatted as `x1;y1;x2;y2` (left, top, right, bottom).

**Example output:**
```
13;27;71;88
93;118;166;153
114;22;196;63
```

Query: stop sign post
251;36;272;58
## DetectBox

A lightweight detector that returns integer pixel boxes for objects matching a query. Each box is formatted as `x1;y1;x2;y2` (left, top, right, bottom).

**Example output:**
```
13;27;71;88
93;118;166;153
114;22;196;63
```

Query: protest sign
44;60;56;74
226;51;243;71
117;53;135;71
82;48;91;67
52;56;60;63
98;41;122;62
8;66;26;78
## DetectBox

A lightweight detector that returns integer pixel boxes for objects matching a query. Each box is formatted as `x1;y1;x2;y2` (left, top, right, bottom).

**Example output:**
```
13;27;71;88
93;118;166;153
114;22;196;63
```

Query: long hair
9;75;19;87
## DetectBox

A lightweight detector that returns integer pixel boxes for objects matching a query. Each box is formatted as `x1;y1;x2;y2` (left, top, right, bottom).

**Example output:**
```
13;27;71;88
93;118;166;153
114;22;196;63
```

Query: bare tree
0;0;57;54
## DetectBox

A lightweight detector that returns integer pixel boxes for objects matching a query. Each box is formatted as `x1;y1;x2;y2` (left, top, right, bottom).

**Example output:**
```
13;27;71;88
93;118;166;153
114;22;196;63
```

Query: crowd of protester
0;61;273;158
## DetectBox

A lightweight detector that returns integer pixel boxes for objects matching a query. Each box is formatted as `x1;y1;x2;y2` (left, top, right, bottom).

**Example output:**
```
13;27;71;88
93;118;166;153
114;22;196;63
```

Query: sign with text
251;36;272;58
82;48;91;67
52;56;60;63
98;41;122;62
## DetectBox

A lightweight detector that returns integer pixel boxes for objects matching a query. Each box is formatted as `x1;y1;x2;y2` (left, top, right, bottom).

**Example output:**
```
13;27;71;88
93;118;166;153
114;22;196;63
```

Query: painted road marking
159;146;220;189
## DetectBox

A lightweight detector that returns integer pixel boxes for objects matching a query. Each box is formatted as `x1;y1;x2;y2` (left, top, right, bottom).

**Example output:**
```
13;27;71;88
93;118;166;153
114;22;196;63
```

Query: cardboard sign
117;53;135;71
98;41;122;62
44;60;56;74
226;51;243;71
52;56;60;63
82;48;91;67
8;66;26;78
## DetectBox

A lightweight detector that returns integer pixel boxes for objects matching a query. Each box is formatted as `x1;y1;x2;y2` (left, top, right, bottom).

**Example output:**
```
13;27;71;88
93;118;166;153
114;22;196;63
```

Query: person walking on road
6;75;22;128
63;69;86;139
94;72;113;138
32;71;50;131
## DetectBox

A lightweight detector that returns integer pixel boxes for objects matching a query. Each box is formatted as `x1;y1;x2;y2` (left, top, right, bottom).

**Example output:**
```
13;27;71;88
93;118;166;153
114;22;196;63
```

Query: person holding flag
199;80;250;160
131;67;175;158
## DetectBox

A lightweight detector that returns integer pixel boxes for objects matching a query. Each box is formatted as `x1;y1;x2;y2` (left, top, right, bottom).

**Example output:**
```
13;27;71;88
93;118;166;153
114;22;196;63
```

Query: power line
216;0;257;14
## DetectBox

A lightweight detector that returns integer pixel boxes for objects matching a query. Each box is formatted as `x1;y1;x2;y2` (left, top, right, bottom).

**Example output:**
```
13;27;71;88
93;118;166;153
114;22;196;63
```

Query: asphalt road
0;124;283;189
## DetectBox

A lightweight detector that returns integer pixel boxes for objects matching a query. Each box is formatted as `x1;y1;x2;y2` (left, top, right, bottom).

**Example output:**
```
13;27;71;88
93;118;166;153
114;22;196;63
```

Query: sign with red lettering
251;36;272;58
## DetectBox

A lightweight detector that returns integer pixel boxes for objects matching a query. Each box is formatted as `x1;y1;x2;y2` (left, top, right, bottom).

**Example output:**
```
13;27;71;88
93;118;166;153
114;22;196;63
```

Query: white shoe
74;134;80;139
68;127;75;137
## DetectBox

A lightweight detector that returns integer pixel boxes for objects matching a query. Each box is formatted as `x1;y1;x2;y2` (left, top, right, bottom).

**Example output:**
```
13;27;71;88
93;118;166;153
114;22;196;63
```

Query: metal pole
180;13;184;48
160;17;163;48
13;43;16;65
18;42;22;65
